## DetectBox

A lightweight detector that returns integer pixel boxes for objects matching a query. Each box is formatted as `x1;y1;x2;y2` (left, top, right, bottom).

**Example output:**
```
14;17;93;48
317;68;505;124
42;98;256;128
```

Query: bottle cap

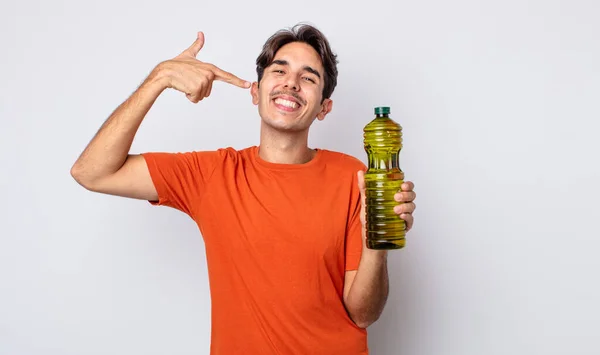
374;106;391;115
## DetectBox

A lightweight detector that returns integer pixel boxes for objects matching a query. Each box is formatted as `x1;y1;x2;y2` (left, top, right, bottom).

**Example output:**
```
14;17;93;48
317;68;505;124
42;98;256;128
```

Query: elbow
70;164;83;183
355;318;378;329
70;164;96;191
70;164;86;185
354;320;370;329
345;295;388;329
349;311;381;329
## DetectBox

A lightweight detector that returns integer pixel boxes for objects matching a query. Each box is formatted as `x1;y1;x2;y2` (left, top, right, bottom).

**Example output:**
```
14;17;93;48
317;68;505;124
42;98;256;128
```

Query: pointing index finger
211;65;251;89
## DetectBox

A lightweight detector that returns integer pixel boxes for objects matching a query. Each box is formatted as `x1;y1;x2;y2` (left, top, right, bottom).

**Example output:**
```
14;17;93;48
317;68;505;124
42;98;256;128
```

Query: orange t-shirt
142;146;368;355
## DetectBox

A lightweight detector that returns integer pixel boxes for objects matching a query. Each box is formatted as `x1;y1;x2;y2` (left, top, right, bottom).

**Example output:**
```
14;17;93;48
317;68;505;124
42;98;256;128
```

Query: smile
274;98;299;109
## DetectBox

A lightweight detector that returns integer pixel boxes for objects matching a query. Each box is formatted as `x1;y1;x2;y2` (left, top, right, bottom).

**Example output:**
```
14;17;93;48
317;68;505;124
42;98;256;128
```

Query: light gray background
1;0;599;354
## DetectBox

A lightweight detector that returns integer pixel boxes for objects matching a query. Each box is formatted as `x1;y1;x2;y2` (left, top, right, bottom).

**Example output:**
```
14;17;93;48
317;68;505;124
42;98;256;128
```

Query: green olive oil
363;106;406;250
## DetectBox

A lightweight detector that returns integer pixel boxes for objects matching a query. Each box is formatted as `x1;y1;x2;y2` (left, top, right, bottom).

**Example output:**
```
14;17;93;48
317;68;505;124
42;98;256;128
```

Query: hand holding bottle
361;106;416;249
357;171;416;237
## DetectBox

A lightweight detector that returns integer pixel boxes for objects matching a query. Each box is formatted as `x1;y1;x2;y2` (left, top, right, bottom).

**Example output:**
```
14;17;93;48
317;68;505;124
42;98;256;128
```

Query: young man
71;24;417;355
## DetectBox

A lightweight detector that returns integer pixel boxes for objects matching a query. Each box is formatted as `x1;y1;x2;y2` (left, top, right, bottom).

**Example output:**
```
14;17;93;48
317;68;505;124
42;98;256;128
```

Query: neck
258;124;315;164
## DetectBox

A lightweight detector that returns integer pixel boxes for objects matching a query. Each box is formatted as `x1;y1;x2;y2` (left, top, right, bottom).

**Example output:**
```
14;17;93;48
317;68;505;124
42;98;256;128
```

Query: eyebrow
270;59;321;79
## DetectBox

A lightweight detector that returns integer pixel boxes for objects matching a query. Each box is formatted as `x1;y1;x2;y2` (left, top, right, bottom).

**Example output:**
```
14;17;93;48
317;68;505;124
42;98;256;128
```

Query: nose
284;75;300;91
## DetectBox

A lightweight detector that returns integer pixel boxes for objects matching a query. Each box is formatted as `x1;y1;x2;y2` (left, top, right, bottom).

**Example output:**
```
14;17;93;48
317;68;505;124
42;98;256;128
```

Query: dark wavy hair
256;23;339;102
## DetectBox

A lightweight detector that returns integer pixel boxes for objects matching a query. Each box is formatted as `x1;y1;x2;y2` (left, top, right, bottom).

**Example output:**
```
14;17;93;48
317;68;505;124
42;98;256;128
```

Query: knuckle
191;84;202;93
205;63;218;72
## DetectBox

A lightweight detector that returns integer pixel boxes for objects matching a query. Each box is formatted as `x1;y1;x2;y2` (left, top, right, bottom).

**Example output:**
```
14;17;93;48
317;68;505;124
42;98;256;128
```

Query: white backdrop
1;0;599;354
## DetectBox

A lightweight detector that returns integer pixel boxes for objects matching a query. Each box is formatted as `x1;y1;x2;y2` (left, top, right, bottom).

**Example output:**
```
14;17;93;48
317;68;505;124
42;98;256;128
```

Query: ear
251;82;259;105
316;98;333;121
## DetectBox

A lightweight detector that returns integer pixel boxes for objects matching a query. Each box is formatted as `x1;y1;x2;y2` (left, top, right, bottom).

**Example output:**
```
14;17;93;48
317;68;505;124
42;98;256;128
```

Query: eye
273;69;285;74
303;77;316;83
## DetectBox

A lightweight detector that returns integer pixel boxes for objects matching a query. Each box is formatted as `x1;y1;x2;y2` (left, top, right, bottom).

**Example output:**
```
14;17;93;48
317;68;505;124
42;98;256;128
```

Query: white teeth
275;98;298;109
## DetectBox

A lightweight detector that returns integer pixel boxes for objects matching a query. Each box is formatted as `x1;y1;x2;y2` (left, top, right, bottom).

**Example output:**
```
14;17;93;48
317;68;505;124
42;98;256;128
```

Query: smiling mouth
274;98;300;109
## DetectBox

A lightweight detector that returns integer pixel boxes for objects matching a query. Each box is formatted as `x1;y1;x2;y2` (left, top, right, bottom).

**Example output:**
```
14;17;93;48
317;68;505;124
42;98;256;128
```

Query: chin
262;118;310;134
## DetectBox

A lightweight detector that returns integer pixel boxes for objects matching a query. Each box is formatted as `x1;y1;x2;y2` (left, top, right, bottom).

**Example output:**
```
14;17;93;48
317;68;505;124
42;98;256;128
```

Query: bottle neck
376;113;389;118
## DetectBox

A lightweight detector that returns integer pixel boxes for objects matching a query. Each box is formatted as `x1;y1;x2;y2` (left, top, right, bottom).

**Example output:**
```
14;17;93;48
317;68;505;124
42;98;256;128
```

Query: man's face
251;41;333;133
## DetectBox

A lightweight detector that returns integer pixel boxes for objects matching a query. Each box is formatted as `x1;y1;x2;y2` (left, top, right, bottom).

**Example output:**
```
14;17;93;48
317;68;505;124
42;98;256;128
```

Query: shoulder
319;149;366;171
186;146;252;161
143;146;252;170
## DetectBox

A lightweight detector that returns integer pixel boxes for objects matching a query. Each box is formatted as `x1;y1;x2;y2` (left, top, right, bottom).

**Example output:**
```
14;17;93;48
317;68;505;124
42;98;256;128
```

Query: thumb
183;31;205;57
357;170;366;200
357;170;367;227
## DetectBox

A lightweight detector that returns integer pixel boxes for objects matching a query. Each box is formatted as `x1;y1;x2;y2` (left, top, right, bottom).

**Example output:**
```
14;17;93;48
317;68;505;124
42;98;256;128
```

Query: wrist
360;247;388;264
146;62;172;91
360;227;388;260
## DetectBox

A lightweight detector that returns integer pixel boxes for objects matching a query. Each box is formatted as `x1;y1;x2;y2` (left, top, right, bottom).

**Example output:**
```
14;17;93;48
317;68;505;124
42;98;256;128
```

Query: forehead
272;41;324;73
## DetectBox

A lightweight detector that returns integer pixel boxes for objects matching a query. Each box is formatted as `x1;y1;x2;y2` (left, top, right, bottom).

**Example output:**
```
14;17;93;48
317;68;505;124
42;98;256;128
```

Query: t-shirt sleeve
345;165;366;271
141;150;224;217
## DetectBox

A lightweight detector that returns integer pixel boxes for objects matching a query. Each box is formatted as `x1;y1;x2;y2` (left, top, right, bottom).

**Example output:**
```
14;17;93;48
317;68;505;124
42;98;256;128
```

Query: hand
154;31;251;103
357;171;417;232
393;181;416;231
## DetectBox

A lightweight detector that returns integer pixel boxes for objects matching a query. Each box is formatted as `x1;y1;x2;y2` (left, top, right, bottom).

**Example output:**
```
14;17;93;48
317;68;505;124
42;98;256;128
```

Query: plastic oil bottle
363;106;406;249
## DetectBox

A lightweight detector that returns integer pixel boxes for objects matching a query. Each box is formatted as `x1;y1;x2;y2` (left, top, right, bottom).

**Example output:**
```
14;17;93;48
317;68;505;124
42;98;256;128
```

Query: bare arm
343;247;389;329
70;73;166;200
70;31;250;200
343;171;389;328
342;171;416;328
342;170;390;328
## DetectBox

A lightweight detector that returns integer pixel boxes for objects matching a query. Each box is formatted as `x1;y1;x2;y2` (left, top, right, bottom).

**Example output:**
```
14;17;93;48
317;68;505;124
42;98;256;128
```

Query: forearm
71;69;168;184
345;248;389;328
